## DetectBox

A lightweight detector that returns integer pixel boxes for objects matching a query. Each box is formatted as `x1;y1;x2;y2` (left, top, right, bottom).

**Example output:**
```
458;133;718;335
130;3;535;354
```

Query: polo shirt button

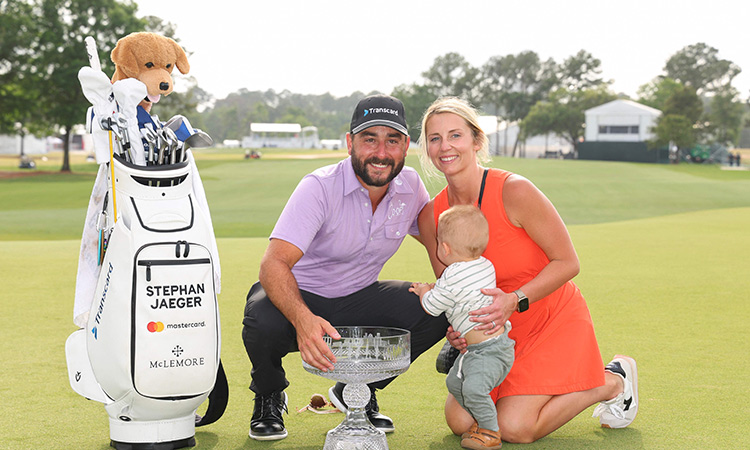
396;231;401;236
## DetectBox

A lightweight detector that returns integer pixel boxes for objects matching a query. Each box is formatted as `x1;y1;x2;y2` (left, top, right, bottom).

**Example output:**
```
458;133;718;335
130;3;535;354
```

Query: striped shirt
421;256;497;335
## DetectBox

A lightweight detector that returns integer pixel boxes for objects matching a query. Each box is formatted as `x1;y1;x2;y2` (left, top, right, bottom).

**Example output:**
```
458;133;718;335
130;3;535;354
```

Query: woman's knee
445;395;475;436
497;415;538;444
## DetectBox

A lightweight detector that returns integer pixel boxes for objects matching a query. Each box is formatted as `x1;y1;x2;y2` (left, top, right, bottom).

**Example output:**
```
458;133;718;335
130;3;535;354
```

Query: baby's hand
409;282;433;296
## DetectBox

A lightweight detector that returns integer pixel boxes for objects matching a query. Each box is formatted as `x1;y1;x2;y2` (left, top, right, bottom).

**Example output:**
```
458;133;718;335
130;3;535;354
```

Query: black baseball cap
350;94;408;136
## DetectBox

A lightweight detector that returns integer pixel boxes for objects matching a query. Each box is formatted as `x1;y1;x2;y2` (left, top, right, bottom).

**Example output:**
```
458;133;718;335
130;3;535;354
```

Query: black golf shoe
249;390;288;441
435;340;460;374
328;382;395;433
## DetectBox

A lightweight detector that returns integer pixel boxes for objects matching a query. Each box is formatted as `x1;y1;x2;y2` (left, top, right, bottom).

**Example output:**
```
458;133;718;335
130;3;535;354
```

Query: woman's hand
470;287;517;334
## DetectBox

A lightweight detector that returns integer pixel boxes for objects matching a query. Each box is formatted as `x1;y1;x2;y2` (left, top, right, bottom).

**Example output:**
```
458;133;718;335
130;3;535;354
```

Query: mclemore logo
149;345;205;369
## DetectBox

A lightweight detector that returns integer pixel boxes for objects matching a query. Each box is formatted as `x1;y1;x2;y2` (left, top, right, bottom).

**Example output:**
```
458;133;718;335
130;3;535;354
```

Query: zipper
138;258;211;282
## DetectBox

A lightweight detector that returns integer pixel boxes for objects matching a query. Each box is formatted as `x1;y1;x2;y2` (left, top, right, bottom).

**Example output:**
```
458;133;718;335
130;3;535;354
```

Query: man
242;94;450;441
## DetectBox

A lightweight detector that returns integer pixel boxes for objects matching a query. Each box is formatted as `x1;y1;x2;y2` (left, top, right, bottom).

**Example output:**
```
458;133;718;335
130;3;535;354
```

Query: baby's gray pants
446;326;515;431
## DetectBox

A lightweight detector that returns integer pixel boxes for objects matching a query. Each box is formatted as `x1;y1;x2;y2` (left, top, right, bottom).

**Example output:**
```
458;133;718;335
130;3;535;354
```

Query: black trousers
242;280;450;395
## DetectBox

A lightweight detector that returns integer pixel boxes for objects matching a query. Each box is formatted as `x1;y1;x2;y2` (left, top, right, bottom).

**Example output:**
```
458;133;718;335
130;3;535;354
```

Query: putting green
2;206;748;449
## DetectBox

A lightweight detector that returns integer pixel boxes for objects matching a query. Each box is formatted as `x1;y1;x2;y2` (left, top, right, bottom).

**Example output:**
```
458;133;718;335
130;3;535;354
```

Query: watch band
514;289;529;313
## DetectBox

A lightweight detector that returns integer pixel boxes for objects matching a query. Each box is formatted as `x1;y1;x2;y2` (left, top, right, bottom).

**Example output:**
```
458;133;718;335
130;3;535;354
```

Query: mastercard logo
147;321;165;333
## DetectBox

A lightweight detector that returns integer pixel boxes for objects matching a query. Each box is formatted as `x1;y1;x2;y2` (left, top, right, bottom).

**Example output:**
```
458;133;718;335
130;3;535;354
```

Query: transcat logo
91;262;114;340
364;107;399;117
147;283;205;309
149;345;206;369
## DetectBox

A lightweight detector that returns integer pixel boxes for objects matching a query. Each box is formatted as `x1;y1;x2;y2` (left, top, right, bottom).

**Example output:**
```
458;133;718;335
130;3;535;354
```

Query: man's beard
351;153;405;187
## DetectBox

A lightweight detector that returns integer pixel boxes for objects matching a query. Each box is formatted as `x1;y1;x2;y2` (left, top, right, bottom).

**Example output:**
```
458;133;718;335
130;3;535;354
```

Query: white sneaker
592;355;638;428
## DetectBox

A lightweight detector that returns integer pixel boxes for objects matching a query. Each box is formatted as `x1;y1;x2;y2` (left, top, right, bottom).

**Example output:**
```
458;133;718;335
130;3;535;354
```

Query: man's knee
242;283;291;345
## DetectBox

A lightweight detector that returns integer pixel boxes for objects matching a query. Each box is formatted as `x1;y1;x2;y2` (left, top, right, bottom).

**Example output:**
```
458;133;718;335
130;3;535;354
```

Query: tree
664;43;741;95
649;85;703;159
650;114;696;155
705;86;744;146
29;0;146;172
391;82;434;142
661;84;702;123
421;52;480;104
637;77;683;111
480;51;557;155
556;50;610;91
523;87;616;149
0;0;42;139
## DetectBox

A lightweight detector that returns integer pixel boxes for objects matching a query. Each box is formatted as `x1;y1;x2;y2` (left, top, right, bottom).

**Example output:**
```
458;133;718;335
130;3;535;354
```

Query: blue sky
135;0;750;101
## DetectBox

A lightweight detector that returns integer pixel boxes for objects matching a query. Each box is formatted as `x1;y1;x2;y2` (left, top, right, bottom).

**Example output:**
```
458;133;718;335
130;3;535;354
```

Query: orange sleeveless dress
434;169;604;400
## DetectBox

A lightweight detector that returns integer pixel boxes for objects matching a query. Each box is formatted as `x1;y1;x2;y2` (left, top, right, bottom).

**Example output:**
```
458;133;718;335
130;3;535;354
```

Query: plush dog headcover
110;32;189;103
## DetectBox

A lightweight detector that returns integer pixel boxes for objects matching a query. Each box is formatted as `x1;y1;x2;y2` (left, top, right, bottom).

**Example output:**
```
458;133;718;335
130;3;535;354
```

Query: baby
410;205;514;450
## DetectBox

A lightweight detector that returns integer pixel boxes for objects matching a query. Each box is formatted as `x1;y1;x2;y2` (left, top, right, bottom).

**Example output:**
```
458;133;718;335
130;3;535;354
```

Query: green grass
2;151;750;240
1;152;749;449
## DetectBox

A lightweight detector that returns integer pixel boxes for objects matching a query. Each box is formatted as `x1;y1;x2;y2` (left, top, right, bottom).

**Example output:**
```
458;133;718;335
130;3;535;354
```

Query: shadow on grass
428;428;643;450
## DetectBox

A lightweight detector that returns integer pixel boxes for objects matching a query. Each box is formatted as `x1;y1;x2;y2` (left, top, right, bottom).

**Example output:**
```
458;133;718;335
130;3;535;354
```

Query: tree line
1;0;747;171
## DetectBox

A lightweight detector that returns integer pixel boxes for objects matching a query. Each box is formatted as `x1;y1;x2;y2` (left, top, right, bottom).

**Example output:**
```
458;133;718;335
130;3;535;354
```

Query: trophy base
323;423;388;450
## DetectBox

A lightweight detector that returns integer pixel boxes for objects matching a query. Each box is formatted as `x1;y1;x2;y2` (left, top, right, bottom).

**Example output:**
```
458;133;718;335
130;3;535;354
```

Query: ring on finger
491;320;496;328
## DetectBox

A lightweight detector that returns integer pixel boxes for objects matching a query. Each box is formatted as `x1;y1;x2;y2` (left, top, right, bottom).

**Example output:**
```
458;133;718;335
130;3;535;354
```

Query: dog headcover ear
170;38;190;75
110;33;142;81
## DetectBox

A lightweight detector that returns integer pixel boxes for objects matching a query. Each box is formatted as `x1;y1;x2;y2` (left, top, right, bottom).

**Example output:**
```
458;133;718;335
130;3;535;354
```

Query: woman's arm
472;174;580;330
504;174;580;300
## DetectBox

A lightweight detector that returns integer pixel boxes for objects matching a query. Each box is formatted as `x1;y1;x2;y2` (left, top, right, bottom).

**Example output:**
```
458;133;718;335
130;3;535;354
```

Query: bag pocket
132;241;218;399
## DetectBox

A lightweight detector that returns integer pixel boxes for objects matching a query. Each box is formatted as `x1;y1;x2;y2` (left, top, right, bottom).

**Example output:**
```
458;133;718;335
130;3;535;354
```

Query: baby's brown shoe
460;427;502;450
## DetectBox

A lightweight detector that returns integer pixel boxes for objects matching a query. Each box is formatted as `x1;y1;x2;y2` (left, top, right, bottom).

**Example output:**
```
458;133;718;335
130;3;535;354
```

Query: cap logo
367;107;399;117
363;110;369;116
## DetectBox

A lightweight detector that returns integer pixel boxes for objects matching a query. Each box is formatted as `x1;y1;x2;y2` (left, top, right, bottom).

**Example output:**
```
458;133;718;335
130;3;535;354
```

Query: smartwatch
514;289;529;313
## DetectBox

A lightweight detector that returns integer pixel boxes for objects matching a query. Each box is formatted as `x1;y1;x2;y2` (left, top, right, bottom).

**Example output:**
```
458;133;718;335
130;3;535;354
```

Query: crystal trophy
303;326;411;450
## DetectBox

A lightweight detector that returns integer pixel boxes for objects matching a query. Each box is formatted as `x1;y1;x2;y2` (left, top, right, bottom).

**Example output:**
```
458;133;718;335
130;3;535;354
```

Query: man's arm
258;238;340;371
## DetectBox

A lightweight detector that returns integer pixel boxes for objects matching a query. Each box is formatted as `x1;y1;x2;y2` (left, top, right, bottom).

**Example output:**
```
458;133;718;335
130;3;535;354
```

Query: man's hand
295;313;341;372
446;325;468;354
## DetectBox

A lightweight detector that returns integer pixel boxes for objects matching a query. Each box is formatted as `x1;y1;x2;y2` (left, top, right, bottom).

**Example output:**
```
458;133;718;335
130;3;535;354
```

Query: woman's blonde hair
417;97;490;178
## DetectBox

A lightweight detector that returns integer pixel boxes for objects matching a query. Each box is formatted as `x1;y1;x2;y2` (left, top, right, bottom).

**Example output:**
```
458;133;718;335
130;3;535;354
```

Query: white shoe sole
602;354;638;428
248;430;288;441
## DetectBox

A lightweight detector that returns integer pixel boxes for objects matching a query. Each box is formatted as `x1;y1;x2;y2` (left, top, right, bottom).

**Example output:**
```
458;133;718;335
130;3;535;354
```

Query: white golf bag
66;38;225;450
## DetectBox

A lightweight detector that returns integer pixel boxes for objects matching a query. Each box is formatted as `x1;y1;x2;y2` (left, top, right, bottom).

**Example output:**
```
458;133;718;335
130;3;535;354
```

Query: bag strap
477;168;489;210
195;359;229;427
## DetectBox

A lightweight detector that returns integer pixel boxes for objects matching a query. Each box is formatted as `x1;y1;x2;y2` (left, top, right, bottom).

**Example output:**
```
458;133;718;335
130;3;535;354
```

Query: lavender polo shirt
270;157;429;298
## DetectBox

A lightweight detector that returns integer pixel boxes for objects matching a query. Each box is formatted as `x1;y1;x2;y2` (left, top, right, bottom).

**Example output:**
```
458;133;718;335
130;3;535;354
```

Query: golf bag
66;153;227;448
66;38;225;449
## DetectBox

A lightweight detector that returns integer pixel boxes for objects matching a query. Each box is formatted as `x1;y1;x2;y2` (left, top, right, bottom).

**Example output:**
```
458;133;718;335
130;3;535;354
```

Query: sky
134;0;750;102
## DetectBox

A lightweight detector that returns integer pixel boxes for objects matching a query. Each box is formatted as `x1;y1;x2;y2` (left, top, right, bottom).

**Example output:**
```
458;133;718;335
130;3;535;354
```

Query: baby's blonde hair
437;205;489;259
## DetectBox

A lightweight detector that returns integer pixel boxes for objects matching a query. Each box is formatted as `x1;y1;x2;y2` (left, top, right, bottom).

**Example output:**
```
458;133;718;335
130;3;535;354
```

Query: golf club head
184;130;214;149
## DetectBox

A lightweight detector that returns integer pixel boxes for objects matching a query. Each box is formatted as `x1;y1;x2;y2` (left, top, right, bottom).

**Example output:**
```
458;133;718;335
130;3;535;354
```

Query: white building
0;134;49;155
481;116;573;158
241;123;320;149
584;99;661;142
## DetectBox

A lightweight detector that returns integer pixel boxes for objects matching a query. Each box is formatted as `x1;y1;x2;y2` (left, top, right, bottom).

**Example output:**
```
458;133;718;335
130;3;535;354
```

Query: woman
416;97;638;444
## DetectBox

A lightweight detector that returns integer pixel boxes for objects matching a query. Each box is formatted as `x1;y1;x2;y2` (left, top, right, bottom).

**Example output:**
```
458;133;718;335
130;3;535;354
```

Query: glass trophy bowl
303;326;411;450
